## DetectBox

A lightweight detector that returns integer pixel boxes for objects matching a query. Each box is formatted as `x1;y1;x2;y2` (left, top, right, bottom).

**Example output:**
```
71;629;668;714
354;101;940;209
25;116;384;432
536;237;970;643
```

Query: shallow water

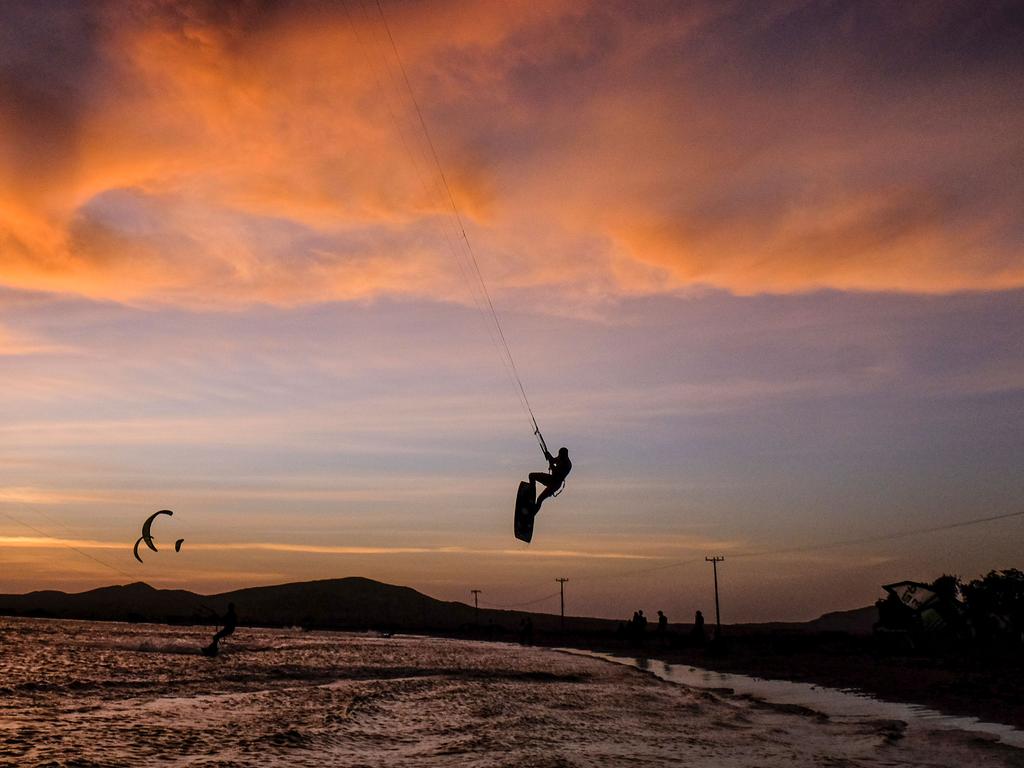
564;649;1024;750
1;617;1022;767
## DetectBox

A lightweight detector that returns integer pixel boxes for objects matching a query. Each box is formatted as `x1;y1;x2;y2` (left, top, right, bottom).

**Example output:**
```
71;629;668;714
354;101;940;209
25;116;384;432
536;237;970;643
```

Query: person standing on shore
635;610;648;647
692;610;705;645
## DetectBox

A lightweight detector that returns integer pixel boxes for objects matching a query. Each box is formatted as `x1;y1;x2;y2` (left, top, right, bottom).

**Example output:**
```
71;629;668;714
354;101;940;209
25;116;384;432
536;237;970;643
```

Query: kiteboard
200;641;218;657
514;481;536;543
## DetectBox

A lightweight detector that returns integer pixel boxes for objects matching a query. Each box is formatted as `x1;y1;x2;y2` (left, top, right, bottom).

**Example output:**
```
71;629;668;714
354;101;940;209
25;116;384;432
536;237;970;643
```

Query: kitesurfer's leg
528;473;554;514
528;472;552;489
212;626;234;644
535;483;557;511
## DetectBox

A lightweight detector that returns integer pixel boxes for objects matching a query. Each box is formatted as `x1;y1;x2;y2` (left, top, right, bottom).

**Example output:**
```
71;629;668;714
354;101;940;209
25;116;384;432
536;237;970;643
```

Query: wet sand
522;631;1024;731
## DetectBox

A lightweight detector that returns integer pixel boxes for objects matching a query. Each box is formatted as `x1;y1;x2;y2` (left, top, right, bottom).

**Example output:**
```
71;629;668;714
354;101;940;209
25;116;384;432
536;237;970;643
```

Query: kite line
0;507;136;579
370;0;546;450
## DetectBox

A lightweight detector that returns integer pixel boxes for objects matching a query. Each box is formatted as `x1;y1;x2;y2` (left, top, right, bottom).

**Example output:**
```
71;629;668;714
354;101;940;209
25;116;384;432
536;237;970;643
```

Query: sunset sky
1;0;1022;622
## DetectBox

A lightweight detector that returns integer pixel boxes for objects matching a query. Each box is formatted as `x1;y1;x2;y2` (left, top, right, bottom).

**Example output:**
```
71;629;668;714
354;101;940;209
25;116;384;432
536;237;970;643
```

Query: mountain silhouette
0;577;875;634
0;577;606;632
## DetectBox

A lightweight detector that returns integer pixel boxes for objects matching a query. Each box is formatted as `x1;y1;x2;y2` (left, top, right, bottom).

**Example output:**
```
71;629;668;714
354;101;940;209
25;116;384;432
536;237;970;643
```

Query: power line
481;590;561;610
589;508;1024;582
729;508;1024;561
466;510;1024;614
590;557;705;582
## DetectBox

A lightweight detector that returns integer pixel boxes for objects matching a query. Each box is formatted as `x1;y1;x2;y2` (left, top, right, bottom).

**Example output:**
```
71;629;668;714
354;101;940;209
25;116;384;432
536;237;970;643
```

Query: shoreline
521;633;1024;731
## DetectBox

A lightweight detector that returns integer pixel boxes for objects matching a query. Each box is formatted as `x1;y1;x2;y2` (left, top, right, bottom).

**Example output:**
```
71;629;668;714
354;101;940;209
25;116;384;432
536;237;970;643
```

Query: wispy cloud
1;1;1021;307
0;325;75;357
0;488;122;505
0;535;659;561
0;536;124;550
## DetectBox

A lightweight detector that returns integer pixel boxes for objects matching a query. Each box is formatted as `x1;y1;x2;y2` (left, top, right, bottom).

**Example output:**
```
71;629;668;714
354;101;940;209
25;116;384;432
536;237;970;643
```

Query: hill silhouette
0;576;874;634
727;605;878;636
0;577;610;632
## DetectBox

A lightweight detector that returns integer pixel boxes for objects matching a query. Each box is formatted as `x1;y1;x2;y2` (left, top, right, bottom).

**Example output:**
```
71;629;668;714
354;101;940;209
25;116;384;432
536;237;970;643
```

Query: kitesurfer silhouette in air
201;602;237;657
514;426;570;541
529;446;572;515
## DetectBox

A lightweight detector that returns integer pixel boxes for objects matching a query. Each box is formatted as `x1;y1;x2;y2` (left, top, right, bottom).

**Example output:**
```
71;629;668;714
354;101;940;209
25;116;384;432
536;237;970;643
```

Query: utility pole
471;589;481;626
555;578;569;631
705;556;724;639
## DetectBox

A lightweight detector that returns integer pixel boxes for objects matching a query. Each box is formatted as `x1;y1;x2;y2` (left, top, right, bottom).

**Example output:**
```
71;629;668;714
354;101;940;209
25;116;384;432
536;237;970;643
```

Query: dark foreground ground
510;629;1024;731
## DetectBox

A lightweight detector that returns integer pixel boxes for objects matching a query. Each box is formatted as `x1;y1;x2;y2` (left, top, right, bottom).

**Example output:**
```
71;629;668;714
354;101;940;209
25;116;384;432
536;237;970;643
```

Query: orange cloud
1;1;1021;306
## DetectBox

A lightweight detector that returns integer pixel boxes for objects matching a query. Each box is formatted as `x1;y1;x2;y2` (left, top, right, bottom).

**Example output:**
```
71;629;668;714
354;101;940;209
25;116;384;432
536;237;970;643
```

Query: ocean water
1;617;1022;767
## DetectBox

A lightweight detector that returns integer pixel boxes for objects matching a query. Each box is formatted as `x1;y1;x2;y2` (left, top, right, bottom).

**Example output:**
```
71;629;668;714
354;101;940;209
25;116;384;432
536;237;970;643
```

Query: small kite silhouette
133;509;183;563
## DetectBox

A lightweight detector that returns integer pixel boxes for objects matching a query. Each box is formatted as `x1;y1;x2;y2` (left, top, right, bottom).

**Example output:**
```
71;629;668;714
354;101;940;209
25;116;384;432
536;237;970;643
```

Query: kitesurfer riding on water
529;447;571;515
202;603;237;657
